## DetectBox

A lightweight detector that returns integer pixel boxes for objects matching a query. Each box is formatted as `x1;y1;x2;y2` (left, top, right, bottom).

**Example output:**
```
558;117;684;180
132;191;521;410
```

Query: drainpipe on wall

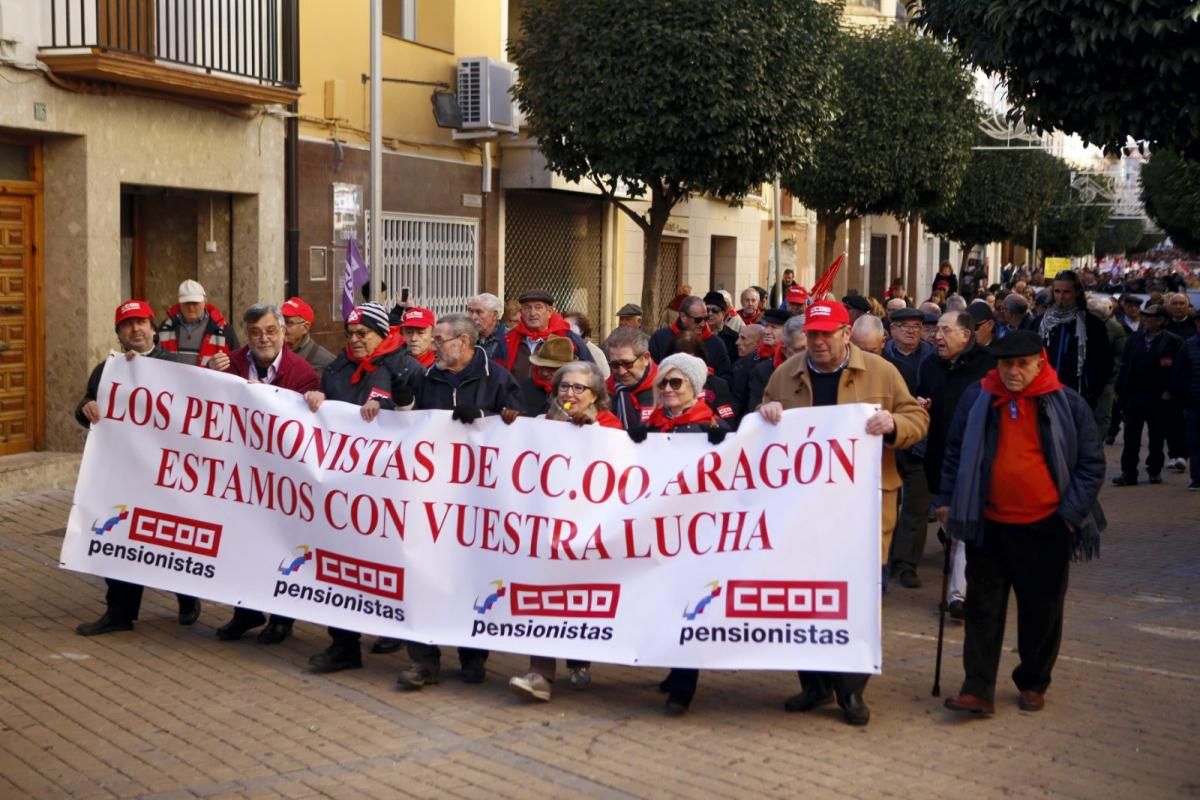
283;0;300;297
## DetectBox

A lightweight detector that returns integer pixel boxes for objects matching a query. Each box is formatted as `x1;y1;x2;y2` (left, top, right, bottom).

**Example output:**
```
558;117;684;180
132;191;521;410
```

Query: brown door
0;195;36;454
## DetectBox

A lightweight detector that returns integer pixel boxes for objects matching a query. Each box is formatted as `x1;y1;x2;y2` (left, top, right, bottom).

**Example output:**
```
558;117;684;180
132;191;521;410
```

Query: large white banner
62;356;883;672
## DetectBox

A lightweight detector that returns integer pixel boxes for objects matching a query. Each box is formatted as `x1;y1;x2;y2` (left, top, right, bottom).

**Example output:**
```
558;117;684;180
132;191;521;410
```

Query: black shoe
396;663;439;690
784;687;834;712
657;674;672;694
1188;481;1200;491
178;599;202;626
839;692;870;726
256;620;292;645
948;599;966;621
1111;474;1138;486
76;613;133;636
664;693;692;716
371;637;404;655
216;610;266;641
460;662;487;684
307;646;362;673
1148;473;1163;484
898;568;921;589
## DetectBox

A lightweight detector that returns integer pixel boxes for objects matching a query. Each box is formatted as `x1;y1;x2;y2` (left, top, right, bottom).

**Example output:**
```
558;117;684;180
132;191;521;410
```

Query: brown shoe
1018;690;1045;711
944;693;994;715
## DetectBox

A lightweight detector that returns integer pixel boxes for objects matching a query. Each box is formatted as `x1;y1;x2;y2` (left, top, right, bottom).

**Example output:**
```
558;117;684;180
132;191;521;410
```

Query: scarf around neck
647;399;717;432
347;332;405;384
979;354;1064;418
1039;306;1087;379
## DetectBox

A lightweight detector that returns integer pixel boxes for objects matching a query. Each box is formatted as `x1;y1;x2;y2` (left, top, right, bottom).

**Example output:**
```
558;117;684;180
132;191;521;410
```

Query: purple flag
342;239;369;319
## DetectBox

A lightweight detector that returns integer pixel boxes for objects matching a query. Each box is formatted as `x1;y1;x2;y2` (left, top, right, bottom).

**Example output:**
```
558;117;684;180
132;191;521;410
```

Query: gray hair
438;312;478;346
850;314;885;341
552;361;610;411
1004;293;1029;315
604;326;649;358
886;298;907;312
243;304;283;326
469;293;503;315
783;315;806;339
945;295;967;312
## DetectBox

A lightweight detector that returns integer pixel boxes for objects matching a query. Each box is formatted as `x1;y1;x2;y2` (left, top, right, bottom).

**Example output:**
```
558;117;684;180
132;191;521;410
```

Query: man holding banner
759;300;928;725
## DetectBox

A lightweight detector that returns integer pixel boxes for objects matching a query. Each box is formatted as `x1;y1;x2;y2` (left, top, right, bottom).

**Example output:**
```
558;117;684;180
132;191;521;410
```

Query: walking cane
932;528;952;697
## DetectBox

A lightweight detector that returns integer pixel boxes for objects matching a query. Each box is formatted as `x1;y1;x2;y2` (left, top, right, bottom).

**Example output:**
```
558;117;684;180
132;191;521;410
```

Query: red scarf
979;351;1064;417
531;369;553;394
504;312;572;369
756;341;775;360
773;347;787;368
739;308;762;325
347;331;405;384
669;319;714;340
647;400;717;432
411;349;436;368
606;360;657;398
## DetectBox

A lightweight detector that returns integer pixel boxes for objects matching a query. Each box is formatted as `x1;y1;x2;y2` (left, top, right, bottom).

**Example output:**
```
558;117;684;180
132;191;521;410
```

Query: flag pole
368;0;383;306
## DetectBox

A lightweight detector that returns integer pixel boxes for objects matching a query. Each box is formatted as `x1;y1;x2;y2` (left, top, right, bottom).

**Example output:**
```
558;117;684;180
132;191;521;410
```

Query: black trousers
106;578;195;623
797;671;870;701
961;515;1071;700
1120;403;1167;477
662;668;699;701
230;606;293;629
406;641;489;670
890;457;931;573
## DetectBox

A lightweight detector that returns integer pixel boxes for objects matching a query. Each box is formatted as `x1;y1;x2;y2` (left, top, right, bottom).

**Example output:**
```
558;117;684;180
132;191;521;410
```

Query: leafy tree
786;25;977;269
510;0;842;319
1139;149;1200;251
909;1;1200;159
924;137;1067;259
1095;219;1149;257
1025;188;1112;257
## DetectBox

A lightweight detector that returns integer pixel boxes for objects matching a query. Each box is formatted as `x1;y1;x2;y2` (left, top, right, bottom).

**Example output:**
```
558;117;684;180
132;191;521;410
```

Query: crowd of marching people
74;253;1200;724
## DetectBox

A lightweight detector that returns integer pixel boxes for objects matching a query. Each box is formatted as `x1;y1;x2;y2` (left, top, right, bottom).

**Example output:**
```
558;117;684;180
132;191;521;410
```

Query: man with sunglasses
759;300;928;726
603;327;658;429
703;291;739;363
648;295;733;382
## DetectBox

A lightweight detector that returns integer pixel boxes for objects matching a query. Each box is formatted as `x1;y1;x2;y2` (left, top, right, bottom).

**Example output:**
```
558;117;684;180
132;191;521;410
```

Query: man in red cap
400;306;438;367
281;296;335;374
759;300;929;726
785;284;809;316
73;300;202;635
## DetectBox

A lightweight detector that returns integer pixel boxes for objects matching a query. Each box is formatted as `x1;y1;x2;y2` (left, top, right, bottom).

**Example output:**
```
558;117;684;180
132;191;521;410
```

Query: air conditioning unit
456;56;518;134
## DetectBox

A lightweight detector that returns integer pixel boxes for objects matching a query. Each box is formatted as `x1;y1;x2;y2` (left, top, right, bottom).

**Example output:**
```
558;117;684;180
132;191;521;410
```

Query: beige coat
762;343;930;562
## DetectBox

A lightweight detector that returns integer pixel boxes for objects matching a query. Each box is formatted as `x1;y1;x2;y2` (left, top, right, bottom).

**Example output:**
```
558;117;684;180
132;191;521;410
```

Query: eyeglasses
706;306;723;315
247;327;281;340
892;323;922;332
284;318;308;328
346;327;373;340
557;382;591;395
432;334;465;347
656;377;686;391
608;357;642;370
686;314;707;324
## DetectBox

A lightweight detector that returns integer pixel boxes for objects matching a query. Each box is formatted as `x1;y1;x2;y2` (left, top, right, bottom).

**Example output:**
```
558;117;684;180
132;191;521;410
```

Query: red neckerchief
504;312;571;369
347;331;404;384
606;360;658;398
739;309;762;324
669;319;714;340
979;351;1064;417
412;349;436;368
756;341;775;359
531;370;553;393
647;400;717;432
773;347;787;368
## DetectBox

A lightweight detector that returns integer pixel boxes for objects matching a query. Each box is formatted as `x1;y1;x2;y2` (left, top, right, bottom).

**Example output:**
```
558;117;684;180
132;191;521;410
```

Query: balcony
38;0;298;107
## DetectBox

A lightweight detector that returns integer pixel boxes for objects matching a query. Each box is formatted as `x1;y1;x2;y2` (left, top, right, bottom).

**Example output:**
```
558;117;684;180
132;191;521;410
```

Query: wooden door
0;195;36;454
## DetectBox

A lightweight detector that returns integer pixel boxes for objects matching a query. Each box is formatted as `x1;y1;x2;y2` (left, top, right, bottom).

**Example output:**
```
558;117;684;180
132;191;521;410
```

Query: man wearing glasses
280;297;335;375
703;291;740;363
603;327;658;429
647;295;733;381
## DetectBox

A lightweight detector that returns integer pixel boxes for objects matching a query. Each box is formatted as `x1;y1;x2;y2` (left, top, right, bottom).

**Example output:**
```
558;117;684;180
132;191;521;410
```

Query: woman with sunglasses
509;361;621;703
628;352;730;715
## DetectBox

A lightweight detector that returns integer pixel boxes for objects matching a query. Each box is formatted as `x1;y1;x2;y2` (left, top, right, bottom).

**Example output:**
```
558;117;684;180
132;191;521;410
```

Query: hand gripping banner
62;357;883;672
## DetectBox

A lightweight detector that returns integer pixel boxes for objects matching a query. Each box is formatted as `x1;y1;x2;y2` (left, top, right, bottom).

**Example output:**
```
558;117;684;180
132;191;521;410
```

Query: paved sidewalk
1;444;1198;799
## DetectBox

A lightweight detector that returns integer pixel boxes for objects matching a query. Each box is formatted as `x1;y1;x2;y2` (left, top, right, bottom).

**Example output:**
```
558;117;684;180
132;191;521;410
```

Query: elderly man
885;308;934;386
399;313;522;690
738;287;764;325
969;302;997;347
616;303;643;329
786;284;810;317
850;314;886;356
1087;295;1127;441
1113;305;1184;486
704;291;739;363
938;331;1105;716
74;300;201;635
649;295;733;381
519;336;574;417
604;327;657;429
400;306;437;368
1165;292;1194;340
781;314;807;360
918;311;995;617
467;292;508;362
760;301;929;726
157;279;236;366
209;304;319;645
281;297;335;374
1003;293;1035;335
842;294;871;323
1040;270;1113;408
503;290;592;381
1117;294;1142;334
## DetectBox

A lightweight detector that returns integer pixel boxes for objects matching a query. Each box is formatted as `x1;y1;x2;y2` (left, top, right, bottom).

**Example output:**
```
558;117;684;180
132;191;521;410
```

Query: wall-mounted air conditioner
456;56;518;134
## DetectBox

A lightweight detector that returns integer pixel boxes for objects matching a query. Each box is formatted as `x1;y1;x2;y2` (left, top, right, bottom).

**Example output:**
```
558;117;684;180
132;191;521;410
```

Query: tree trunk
639;183;675;332
815;210;846;292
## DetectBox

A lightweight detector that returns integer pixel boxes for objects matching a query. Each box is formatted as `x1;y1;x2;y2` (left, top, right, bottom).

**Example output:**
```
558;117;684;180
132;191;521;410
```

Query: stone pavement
1;443;1198;799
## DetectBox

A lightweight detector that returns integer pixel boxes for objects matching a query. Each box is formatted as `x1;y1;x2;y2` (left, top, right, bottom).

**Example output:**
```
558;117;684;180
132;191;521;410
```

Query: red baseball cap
400;307;435;329
804;300;850;332
281;296;314;324
114;299;154;327
786;284;809;304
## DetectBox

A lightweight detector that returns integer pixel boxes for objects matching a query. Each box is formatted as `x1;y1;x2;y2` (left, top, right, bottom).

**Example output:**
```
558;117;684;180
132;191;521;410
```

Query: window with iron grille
504;191;604;334
656;239;683;328
366;213;479;318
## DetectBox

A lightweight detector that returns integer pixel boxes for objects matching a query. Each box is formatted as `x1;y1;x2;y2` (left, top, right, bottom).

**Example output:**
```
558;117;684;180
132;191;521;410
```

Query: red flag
810;254;845;302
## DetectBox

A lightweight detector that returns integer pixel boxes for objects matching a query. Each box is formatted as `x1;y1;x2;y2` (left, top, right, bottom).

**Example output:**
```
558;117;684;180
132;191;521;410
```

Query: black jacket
648;325;733;382
518;378;551;418
76;347;180;428
321;350;400;409
731;354;774;421
416;347;522;414
1173;335;1200;410
1118;329;1183;408
1043;311;1114;407
917;344;995;492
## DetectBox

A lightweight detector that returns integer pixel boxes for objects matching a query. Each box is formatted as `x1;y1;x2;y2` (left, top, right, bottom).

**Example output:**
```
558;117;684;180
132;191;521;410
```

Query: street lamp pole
368;0;383;306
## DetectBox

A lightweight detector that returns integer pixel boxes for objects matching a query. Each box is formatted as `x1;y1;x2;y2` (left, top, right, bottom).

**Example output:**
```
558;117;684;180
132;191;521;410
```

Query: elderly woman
510;362;621;703
627;353;730;715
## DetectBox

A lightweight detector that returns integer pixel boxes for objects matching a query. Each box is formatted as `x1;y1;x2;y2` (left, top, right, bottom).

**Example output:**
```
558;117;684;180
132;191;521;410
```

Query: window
383;0;416;41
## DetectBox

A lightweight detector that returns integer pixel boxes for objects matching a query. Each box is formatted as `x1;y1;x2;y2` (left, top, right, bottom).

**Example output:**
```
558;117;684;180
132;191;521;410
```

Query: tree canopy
924;137;1068;252
1139;150;1200;252
909;0;1200;159
1024;187;1112;257
1094;219;1149;258
785;24;977;266
510;0;843;317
